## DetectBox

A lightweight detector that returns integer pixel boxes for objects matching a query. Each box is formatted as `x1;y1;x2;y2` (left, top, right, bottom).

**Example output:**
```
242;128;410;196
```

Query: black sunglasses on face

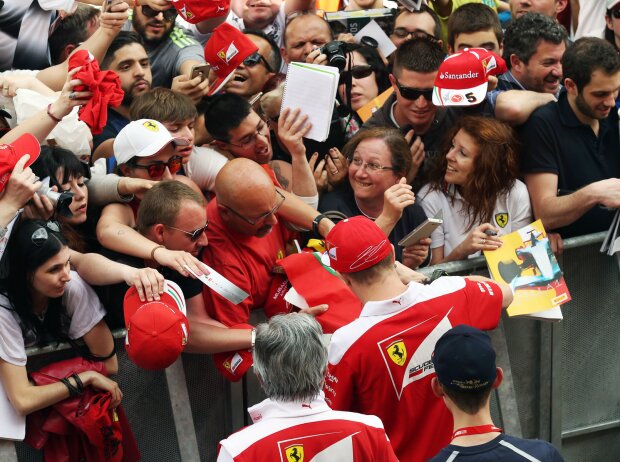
165;223;208;241
243;52;274;73
339;65;374;84
141;5;178;21
612;8;620;19
395;80;434;101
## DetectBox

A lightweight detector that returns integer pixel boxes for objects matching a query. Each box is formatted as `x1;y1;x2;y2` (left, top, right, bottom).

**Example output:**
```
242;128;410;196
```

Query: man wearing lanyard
428;324;564;461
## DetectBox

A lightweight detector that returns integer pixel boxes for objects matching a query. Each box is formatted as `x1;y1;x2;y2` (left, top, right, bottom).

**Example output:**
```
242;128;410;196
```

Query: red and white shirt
325;277;503;462
217;394;398;462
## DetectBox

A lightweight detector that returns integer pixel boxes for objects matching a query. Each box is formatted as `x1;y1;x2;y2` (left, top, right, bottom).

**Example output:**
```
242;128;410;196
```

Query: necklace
354;197;377;220
35;308;48;322
452;424;503;440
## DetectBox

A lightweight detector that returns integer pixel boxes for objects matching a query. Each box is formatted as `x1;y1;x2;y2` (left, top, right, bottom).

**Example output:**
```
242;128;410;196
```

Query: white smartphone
398;210;443;247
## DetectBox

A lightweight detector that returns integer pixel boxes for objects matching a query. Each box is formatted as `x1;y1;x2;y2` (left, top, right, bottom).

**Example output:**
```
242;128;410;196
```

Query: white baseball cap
114;119;188;165
607;0;620;9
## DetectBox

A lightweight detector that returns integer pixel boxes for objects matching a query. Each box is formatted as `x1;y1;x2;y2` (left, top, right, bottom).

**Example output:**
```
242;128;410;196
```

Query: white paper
184;265;249;305
280;62;339;142
396;0;423;12
354;20;397;57
284;286;310;310
0;379;25;441
516;306;563;322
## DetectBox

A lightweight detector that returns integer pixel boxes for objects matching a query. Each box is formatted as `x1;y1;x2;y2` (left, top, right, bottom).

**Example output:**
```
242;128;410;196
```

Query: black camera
319;41;347;71
36;177;75;217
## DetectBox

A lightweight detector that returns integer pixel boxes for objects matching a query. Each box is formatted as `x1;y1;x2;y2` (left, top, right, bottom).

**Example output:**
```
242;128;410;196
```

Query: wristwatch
312;213;328;236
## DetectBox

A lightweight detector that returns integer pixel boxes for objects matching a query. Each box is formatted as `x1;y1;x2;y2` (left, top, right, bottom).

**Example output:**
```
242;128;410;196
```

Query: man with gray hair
216;314;398;461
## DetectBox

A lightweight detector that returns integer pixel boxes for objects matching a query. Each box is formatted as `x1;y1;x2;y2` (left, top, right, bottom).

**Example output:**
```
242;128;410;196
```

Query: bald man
201;158;333;326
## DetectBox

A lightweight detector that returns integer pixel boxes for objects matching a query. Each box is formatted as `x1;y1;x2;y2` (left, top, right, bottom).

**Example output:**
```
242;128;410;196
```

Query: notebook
0;379;25;441
280;62;340;142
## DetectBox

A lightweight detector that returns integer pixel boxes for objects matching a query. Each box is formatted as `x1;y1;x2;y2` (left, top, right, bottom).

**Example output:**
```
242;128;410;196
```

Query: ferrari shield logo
387;340;407;366
494;212;509;228
285;445;304;462
142;120;159;132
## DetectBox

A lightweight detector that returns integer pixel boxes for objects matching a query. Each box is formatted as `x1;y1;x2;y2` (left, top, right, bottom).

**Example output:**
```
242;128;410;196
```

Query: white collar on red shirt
360;282;425;318
248;392;331;424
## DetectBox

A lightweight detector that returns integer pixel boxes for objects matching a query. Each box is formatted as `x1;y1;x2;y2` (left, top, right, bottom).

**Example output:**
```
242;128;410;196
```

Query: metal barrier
1;232;618;461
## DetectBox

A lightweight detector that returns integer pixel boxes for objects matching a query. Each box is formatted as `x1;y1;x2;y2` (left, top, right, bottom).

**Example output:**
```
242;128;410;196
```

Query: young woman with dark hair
418;116;532;265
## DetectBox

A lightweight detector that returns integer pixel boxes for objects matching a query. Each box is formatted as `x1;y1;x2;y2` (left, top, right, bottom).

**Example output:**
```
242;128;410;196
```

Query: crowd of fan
0;0;618;460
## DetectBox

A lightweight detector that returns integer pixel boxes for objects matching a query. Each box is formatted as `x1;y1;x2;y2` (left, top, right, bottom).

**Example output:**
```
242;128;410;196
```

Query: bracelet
60;377;79;398
251;328;256;350
150;245;166;262
46;104;62;123
312;213;328;236
71;373;84;395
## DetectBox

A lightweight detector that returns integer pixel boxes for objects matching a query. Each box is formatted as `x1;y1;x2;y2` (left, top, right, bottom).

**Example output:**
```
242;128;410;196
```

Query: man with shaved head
201;158;333;327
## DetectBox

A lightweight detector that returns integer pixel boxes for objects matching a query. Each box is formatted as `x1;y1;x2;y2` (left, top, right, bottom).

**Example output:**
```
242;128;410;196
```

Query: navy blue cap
432;325;496;392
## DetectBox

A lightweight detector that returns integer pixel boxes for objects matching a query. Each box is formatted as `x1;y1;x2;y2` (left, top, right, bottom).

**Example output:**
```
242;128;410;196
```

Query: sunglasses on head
31;221;62;246
339;65;374;84
131;155;183;179
243;52;274;73
141;5;178;21
395;80;433;101
165;223;208;241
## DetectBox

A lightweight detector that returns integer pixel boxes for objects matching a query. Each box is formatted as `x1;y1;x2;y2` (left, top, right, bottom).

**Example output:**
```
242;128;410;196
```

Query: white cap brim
432;80;488;107
207;70;236;96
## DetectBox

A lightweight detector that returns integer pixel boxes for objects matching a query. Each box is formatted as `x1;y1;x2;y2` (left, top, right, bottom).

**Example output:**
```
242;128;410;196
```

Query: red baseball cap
204;22;258;96
172;0;230;23
325;216;392;274
123;280;189;371
432;48;507;107
213;323;254;382
0;133;40;193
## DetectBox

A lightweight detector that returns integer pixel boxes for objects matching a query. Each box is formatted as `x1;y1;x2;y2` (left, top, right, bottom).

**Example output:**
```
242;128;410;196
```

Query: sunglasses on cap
243;52;274;73
339;65;374;84
131;155;183;179
395;80;433;101
165;223;208;241
141;5;178;21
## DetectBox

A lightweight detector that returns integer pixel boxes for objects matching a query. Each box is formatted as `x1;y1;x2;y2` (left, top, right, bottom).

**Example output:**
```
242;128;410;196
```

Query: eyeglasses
141;5;178;21
165;223;208;241
392;28;434;41
612;8;620;19
243;52;274;73
225;119;270;149
339;65;374;84
131;155;183;178
223;190;285;225
395;80;433;101
350;156;397;173
31;221;62;246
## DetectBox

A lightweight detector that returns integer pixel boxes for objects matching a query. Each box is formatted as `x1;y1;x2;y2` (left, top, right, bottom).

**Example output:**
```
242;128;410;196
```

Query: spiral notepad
280;62;340;142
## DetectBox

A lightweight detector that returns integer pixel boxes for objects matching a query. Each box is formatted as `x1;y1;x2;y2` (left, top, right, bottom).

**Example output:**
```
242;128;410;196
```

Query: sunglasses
339;65;373;84
31;221;62;246
243;52;274;73
392;28;434;41
612;8;620;19
165;223;208;241
395;80;433;101
131;155;183;179
141;5;178;21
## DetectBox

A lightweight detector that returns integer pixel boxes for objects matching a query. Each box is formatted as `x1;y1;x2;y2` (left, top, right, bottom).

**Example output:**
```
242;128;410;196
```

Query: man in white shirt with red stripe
217;313;398;462
323;216;513;462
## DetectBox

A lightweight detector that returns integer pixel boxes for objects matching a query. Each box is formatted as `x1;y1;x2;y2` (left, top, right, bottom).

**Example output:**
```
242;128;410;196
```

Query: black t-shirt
96;248;202;329
519;90;620;238
319;181;427;262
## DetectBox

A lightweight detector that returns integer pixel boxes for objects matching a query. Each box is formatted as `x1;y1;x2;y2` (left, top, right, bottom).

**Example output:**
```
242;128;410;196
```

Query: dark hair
101;31;146;69
605;9;619;52
31;146;90;191
203;94;253;142
130;87;197;123
344;253;394;284
1;220;69;345
502;12;567;70
427;116;520;230
447;3;503;51
353;44;390;93
393;5;442;40
393;36;446;78
442;385;493;415
562;37;620;90
243;29;282;73
49;4;100;65
343;127;412;176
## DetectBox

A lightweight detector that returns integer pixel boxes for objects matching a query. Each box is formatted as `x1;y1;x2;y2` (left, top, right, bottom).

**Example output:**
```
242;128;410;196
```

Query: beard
121;80;151;106
132;16;174;47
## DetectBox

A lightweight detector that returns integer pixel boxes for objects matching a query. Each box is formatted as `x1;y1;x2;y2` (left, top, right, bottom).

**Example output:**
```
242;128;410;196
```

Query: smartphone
398;210;443;247
190;63;211;82
101;0;112;13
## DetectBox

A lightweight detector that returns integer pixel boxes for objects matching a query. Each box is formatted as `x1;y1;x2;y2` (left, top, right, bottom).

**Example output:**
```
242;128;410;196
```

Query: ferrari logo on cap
495;212;508;228
387;340;407;366
143;120;159;132
217;42;239;63
285;445;304;462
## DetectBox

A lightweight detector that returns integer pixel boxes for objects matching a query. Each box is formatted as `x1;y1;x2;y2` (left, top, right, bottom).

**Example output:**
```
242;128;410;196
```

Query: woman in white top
0;219;121;416
418;116;532;265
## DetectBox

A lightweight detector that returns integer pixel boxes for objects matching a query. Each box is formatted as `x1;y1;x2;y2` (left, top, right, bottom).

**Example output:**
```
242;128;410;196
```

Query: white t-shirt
0;272;106;367
418;180;532;258
185;146;229;193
